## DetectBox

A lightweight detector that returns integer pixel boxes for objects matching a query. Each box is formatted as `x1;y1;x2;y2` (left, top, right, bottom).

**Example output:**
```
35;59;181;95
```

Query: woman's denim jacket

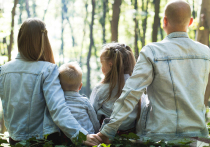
0;53;88;141
100;32;210;141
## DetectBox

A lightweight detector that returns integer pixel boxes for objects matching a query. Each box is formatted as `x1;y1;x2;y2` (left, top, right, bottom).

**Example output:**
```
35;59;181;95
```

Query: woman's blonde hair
18;18;55;63
100;43;136;101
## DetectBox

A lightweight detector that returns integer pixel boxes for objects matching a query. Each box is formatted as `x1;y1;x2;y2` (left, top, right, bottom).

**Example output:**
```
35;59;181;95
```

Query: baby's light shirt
64;91;100;134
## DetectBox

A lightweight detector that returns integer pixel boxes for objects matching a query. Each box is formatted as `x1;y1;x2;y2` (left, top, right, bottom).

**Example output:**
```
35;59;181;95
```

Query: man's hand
97;132;112;144
83;134;102;146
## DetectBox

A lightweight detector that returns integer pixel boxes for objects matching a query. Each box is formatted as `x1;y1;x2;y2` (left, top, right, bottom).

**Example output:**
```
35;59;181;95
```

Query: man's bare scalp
165;0;191;28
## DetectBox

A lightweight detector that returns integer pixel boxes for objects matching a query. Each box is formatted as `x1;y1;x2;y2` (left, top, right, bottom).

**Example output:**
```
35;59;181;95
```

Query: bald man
94;0;210;144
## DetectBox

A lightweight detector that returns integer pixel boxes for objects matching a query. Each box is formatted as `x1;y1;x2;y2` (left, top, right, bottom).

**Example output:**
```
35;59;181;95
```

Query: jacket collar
15;52;27;60
167;32;189;39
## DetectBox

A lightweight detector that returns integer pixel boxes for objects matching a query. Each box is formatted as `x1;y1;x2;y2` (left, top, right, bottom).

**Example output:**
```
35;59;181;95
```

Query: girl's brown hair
18;18;55;63
100;43;136;101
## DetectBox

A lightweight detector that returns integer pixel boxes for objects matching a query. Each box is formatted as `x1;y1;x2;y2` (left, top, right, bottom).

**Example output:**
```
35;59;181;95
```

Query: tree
141;0;149;48
8;0;18;61
32;0;37;17
196;0;210;107
152;0;160;42
100;0;108;44
25;0;31;18
86;0;95;97
111;0;122;42
133;0;139;60
43;0;51;21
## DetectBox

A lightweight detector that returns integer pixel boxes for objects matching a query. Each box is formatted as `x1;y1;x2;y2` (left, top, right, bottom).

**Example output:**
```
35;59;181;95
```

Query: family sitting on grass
0;0;209;146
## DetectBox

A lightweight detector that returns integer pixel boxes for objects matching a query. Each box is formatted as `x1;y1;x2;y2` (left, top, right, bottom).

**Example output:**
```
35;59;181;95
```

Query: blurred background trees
0;0;210;131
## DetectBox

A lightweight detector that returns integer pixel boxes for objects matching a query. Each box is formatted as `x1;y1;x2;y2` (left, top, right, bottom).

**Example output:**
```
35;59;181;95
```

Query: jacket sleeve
42;64;88;141
100;45;154;139
90;86;101;111
86;99;100;133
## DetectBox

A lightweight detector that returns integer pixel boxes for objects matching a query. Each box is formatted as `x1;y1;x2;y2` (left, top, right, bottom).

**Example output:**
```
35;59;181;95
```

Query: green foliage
207;122;210;134
0;132;208;147
71;131;87;147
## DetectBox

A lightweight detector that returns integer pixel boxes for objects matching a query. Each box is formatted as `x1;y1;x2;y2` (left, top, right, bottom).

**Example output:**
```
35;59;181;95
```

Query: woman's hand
83;134;103;146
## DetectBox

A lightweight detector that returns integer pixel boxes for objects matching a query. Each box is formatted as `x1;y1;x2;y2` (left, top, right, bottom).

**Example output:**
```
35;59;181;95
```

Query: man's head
163;0;193;34
59;62;82;92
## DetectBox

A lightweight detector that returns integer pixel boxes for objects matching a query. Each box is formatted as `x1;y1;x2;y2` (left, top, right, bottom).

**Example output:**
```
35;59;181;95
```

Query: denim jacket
0;53;88;141
64;91;100;134
90;74;138;130
100;32;210;141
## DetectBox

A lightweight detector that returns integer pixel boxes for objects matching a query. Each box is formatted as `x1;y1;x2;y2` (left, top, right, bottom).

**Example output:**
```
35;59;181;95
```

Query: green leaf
120;133;140;140
77;131;86;143
0;138;8;144
44;134;49;140
14;143;24;147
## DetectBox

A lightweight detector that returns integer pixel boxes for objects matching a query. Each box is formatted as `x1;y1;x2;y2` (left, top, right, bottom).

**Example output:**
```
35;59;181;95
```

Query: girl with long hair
90;43;146;134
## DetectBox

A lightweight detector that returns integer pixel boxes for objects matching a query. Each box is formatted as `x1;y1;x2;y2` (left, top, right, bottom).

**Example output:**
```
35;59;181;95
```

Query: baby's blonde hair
59;62;82;91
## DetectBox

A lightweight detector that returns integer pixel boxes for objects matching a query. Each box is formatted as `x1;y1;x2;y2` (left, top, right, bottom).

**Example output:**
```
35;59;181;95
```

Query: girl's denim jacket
0;53;88;141
90;74;138;131
100;32;210;141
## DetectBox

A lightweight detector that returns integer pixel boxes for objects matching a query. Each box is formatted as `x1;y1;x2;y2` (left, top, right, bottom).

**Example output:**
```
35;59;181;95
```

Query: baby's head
59;62;82;92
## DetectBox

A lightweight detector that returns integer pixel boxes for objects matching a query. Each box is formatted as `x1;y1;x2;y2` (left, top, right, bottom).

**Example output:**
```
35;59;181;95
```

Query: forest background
0;0;210;133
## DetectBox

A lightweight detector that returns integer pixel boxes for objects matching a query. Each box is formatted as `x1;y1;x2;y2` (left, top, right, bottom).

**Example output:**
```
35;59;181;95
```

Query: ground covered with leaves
0;123;210;147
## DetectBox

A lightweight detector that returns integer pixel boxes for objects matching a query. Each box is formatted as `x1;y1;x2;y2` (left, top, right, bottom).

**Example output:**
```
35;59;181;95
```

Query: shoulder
41;62;59;78
193;40;209;50
92;83;110;97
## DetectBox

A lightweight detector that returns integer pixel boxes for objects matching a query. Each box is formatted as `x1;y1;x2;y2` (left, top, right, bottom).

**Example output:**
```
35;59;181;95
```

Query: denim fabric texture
0;53;88;141
100;32;210;141
90;74;138;131
64;91;100;134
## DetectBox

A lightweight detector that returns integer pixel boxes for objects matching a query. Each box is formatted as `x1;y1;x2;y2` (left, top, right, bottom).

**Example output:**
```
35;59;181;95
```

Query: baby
59;62;100;134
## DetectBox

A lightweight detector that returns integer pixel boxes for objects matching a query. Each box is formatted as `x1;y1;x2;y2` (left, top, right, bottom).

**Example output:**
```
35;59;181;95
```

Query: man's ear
79;83;83;91
163;16;168;27
188;17;193;27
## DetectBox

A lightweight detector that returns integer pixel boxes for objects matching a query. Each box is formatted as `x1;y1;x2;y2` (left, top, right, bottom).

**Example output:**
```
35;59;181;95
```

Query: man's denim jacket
100;32;210;141
0;53;88;141
64;91;100;134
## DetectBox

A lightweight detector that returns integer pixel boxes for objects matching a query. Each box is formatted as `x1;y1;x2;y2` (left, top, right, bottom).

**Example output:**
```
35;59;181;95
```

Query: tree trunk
141;0;149;48
25;0;31;18
86;0;95;97
66;17;76;47
8;0;18;61
60;0;65;66
32;0;37;17
43;0;51;21
102;0;108;44
152;0;160;42
111;0;122;42
196;0;210;107
18;0;24;24
133;0;139;60
192;0;196;37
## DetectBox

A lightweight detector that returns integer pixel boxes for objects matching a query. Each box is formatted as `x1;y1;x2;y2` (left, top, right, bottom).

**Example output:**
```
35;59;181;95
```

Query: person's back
0;57;59;140
136;32;210;140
